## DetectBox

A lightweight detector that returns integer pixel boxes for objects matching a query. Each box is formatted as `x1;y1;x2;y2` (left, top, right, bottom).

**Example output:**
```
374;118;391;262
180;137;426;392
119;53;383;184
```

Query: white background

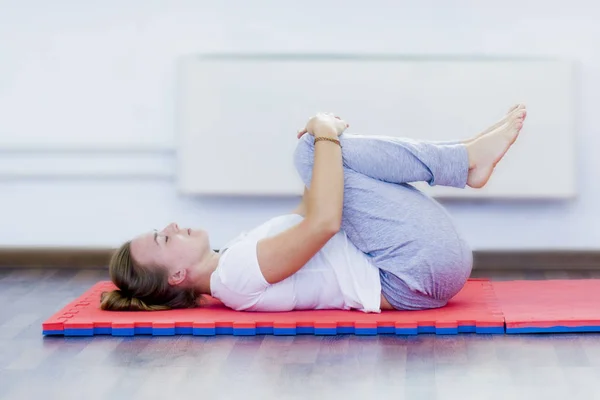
0;0;599;250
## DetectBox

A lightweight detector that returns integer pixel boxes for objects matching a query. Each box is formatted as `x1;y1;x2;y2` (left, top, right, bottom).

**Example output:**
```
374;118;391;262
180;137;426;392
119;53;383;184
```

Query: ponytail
100;290;170;311
103;241;198;311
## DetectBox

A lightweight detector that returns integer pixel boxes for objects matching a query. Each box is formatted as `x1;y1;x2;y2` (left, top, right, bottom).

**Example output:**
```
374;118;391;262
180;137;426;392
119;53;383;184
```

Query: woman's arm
303;129;344;230
291;187;309;217
257;115;346;284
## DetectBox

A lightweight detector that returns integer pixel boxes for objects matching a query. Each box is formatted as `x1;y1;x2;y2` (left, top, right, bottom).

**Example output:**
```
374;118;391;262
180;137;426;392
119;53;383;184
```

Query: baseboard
472;251;600;270
0;248;112;269
0;248;599;270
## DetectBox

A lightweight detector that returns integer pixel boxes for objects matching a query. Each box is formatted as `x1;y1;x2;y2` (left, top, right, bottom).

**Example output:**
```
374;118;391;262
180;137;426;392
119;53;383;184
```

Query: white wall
1;0;599;250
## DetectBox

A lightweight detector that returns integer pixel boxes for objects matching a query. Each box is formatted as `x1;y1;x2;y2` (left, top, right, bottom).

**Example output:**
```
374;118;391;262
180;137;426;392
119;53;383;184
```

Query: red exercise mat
492;279;600;333
42;279;503;336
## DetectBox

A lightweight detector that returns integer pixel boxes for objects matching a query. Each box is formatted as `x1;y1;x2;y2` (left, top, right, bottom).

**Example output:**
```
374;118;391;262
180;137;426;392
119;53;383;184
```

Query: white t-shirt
210;214;382;313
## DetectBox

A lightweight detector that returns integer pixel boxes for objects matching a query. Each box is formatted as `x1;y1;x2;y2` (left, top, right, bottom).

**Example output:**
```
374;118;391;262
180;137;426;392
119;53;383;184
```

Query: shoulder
212;237;269;298
212;213;308;294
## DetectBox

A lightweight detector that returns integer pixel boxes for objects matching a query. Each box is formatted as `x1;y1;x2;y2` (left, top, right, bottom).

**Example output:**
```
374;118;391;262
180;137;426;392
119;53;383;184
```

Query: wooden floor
1;268;600;400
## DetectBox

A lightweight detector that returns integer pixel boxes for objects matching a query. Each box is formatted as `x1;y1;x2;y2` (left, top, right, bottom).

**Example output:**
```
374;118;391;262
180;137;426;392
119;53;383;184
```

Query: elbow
326;219;342;235
313;218;341;236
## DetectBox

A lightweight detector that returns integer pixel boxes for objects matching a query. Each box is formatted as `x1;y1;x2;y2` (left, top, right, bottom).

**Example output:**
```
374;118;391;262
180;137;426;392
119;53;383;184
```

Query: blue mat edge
43;324;508;337
45;325;600;336
506;326;600;334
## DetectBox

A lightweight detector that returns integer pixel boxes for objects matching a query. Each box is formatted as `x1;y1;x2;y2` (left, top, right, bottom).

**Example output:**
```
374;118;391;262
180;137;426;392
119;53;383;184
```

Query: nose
164;222;179;232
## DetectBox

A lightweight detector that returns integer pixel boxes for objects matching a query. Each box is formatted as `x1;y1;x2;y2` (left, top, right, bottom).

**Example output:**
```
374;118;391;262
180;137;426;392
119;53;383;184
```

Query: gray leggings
293;133;473;310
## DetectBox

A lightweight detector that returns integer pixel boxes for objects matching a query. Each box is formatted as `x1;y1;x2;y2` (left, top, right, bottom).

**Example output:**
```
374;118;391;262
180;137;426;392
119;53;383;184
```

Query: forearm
305;131;344;231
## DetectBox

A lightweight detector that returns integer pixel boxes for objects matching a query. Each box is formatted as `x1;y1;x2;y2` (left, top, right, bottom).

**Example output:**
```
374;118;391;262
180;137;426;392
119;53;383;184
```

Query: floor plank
1;268;600;400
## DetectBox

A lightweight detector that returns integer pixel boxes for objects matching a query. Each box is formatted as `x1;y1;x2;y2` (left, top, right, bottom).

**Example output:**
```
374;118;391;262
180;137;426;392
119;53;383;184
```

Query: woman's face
129;222;211;280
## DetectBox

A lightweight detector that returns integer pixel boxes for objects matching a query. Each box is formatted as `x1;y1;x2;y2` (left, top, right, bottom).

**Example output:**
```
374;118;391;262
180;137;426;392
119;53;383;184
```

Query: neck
188;250;221;295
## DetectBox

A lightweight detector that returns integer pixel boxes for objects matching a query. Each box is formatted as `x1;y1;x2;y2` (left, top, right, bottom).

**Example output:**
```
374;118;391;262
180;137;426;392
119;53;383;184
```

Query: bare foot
462;104;527;144
466;106;527;188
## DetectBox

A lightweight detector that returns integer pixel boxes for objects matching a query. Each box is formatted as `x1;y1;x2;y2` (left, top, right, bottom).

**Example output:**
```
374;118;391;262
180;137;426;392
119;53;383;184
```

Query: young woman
101;105;527;313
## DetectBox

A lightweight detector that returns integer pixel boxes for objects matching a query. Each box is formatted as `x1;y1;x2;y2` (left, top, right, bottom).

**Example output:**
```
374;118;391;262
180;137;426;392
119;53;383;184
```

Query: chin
192;229;210;247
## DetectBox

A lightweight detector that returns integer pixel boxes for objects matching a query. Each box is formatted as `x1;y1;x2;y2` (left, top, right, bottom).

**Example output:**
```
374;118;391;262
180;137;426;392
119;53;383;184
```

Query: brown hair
100;241;198;311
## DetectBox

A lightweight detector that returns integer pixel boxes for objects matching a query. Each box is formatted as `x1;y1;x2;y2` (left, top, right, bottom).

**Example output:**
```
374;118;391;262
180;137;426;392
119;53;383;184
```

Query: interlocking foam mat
42;279;504;336
44;279;600;336
491;280;600;334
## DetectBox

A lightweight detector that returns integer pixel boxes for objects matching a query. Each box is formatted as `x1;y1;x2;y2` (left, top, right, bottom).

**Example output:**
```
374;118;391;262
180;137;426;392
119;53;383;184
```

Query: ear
168;269;187;286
